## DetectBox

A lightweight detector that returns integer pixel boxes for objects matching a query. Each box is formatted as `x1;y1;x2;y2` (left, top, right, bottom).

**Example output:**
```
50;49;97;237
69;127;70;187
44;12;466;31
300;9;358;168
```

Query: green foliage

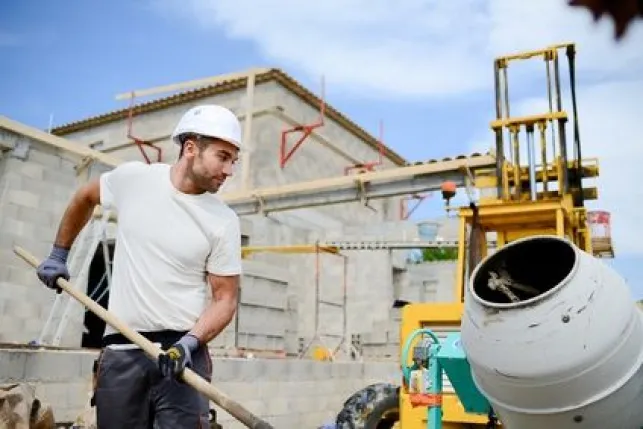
421;247;459;262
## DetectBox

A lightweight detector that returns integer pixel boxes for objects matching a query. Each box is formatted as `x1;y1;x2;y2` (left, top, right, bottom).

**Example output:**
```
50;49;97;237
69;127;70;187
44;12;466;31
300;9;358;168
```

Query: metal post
493;59;505;197
427;343;443;429
526;125;537;201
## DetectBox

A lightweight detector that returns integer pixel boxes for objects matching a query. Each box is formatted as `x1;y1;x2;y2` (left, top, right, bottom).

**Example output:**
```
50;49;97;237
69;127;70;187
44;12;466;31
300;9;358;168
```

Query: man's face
184;136;239;193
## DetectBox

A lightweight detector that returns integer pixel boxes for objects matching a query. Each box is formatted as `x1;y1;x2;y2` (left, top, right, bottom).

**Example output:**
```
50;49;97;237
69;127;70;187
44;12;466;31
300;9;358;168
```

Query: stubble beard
192;168;221;194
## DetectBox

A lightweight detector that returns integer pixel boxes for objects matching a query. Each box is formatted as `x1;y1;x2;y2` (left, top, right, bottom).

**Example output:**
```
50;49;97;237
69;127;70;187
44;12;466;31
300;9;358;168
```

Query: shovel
13;245;275;429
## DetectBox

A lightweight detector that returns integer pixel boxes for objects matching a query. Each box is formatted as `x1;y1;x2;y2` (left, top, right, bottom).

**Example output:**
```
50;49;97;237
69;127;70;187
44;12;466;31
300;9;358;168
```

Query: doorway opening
81;241;115;348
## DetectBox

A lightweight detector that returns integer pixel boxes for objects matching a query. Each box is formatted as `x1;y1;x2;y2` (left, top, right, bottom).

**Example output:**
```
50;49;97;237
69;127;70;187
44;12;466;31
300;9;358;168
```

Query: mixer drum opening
472;236;577;305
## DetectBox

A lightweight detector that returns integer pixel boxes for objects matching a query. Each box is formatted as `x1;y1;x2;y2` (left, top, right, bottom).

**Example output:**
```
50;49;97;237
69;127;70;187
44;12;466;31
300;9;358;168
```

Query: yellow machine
368;42;615;429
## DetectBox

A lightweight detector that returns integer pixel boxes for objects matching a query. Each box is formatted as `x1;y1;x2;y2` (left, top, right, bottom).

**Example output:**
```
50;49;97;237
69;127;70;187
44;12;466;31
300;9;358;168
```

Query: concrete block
18;161;45;181
0;350;28;381
28;150;62;170
33;382;70;412
265;395;290;415
15;205;54;228
22;350;83;382
238;305;287;338
0;217;37;240
242;259;290;284
41;168;78;192
240;277;287;310
6;189;40;209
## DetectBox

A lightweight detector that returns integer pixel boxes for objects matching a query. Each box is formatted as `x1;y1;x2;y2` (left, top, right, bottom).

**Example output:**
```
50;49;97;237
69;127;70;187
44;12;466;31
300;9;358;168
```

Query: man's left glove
158;333;200;379
36;245;71;293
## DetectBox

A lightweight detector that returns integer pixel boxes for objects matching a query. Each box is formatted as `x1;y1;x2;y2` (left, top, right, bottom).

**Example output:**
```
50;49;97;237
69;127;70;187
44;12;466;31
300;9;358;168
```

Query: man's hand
158;333;200;379
36;245;71;293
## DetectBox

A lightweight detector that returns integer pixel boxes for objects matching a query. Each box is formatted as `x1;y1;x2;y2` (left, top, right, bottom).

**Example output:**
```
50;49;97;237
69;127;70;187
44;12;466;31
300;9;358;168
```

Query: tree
421;247;459;262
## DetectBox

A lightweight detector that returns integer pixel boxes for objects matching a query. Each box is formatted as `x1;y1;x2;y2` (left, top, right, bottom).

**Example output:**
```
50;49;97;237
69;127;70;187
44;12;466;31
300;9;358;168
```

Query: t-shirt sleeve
99;161;147;210
207;215;243;276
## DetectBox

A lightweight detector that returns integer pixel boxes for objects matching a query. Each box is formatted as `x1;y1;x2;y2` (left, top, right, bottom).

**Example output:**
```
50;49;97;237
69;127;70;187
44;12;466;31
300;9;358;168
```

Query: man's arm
158;273;239;377
189;214;242;345
54;178;101;249
36;177;102;291
189;273;239;344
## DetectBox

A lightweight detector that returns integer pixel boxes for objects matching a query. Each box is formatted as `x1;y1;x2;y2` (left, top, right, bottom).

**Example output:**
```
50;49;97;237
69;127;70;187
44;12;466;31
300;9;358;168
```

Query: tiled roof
51;68;409;165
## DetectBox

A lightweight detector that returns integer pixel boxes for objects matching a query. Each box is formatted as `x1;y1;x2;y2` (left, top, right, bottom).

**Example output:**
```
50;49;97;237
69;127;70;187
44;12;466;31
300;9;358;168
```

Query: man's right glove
36;245;70;293
158;333;200;379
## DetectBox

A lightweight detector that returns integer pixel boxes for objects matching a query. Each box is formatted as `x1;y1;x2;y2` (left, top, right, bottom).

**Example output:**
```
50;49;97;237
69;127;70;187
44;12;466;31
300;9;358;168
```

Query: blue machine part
436;332;492;414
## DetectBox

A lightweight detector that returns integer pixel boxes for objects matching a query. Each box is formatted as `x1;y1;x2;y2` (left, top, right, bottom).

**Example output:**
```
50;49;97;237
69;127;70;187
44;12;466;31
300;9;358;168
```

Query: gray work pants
94;346;212;429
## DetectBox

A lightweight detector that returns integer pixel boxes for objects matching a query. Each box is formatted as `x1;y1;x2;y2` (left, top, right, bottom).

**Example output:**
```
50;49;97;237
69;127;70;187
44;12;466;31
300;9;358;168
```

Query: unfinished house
0;68;493;426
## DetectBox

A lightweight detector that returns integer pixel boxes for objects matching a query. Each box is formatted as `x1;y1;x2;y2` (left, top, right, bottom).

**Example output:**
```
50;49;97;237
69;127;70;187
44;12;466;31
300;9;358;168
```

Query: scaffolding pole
297;241;351;361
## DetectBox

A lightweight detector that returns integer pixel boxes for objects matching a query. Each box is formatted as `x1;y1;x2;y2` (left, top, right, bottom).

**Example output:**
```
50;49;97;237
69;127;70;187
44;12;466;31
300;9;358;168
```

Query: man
35;104;243;428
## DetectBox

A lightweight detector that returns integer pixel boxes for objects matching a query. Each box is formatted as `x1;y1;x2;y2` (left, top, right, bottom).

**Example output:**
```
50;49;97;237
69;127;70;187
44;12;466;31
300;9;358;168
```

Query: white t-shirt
98;161;242;336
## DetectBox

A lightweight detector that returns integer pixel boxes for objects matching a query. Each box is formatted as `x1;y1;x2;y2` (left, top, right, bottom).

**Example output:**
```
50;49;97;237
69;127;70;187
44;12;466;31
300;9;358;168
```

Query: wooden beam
114;68;272;101
0;116;122;168
241;73;256;190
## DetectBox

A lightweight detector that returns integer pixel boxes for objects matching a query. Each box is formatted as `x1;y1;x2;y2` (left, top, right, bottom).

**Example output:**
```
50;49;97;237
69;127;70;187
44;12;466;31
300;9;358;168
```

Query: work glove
158;333;200;379
36;245;70;293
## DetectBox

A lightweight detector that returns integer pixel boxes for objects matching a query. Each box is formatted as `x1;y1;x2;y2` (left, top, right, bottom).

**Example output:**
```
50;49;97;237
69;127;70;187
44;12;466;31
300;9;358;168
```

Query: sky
1;0;642;296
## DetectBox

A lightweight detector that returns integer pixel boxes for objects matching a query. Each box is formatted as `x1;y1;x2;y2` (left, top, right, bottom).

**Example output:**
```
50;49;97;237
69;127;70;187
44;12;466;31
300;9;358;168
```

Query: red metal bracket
126;96;163;164
344;120;384;175
280;77;325;169
400;193;433;220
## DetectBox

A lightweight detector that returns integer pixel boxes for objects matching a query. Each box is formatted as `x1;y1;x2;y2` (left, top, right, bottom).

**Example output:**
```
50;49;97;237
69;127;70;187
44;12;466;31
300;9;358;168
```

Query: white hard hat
171;104;242;149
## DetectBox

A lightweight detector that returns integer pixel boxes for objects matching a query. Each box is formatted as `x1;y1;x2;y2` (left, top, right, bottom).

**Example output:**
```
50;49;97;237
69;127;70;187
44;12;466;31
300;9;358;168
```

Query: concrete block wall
404;262;458;303
357;261;459;360
234;260;294;353
359;308;403;360
0;130;88;345
0;348;399;427
310;219;423;344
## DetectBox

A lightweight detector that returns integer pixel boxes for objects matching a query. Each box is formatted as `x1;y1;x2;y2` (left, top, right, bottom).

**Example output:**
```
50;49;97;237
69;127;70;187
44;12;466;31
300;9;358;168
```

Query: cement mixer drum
461;235;643;429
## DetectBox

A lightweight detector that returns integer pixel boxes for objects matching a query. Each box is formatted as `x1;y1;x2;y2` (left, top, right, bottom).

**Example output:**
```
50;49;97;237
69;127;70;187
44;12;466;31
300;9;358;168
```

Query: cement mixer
461;235;643;429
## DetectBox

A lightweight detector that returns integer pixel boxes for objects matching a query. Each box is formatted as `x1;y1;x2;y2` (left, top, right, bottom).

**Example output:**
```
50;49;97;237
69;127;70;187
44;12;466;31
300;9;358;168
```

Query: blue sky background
1;0;642;297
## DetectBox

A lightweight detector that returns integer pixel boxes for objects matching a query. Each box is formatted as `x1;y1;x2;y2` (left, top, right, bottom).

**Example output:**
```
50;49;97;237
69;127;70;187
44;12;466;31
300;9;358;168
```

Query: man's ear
181;139;197;158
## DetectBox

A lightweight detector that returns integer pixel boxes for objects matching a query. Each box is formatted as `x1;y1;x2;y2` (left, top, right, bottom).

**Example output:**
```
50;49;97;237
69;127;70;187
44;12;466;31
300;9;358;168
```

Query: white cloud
154;0;643;258
153;0;643;98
